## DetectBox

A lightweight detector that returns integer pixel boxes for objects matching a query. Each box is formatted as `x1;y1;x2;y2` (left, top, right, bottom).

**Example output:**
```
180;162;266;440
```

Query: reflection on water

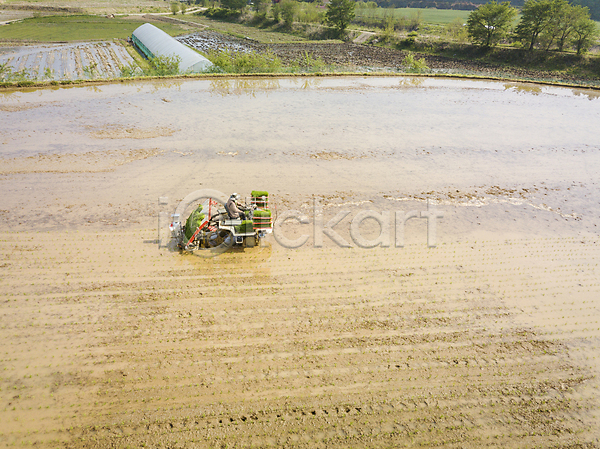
397;77;426;88
0;86;40;99
503;82;600;101
293;77;323;90
208;77;324;96
503;83;543;95
570;88;600;101
149;79;183;93
209;78;281;97
3;76;600;163
0;89;18;99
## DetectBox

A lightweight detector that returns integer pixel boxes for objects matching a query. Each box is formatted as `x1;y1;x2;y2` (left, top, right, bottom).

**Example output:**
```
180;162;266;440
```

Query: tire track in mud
0;231;599;448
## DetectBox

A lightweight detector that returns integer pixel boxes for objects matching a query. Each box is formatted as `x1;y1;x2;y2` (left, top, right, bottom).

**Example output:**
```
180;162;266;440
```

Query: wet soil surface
1;77;600;448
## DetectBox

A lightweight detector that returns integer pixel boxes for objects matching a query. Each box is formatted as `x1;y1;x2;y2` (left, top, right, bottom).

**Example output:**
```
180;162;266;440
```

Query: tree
221;0;246;11
280;0;297;27
252;0;269;17
326;0;356;36
515;0;553;50
466;1;518;47
540;0;571;50
555;4;589;51
570;14;599;54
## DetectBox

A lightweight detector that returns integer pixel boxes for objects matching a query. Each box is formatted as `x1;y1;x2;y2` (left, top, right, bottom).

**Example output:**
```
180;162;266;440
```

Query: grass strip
0;15;185;42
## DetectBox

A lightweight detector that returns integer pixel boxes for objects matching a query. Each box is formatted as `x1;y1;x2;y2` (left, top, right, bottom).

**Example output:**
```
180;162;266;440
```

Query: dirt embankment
181;29;599;83
267;42;585;80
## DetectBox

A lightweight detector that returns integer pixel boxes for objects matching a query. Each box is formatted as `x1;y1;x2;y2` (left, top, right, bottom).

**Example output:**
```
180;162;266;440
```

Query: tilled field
179;30;594;81
1;76;600;448
1;231;599;448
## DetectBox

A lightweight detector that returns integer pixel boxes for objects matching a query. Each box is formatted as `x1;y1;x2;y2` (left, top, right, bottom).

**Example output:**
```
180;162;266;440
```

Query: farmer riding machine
170;191;272;253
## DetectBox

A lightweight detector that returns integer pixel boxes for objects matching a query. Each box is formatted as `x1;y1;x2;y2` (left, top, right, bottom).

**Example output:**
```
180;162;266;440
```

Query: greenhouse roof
132;23;213;73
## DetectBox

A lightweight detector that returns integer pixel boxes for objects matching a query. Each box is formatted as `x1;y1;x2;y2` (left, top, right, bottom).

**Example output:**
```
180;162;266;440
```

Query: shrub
399;30;418;48
446;17;468;42
119;63;142;77
148;55;181;76
206;50;282;73
222;0;246;12
296;51;326;71
378;18;397;44
119;55;181;77
204;7;239;18
402;52;429;73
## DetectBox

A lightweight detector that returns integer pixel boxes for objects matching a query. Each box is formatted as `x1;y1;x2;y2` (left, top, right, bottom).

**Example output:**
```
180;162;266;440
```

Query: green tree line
368;0;599;21
212;0;357;36
467;0;598;54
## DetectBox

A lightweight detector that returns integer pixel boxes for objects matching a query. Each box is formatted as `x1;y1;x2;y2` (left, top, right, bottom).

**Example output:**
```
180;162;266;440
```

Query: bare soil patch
87;125;178;139
0;148;163;174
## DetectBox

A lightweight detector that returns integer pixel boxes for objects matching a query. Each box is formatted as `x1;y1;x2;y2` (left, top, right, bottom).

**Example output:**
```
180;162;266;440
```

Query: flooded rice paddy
0;41;135;80
1;76;600;448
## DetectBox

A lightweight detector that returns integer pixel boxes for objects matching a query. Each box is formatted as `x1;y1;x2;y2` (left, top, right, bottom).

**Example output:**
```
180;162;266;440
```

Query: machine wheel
191;229;233;257
208;229;232;247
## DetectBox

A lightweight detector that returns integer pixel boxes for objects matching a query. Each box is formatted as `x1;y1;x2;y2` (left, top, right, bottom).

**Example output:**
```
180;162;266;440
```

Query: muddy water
1;76;599;234
2;76;600;448
2;77;599;158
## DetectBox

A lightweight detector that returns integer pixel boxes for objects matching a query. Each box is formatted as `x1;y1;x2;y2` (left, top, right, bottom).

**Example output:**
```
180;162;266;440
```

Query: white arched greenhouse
131;23;213;73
